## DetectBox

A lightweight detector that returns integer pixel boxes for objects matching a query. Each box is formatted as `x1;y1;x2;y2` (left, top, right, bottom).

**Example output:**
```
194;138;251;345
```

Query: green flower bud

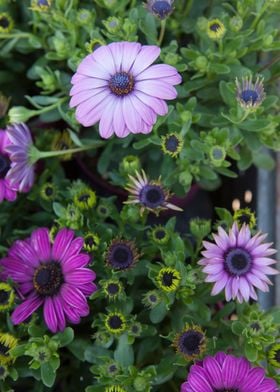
163;52;180;66
8;106;37;123
103;17;121;33
120;204;139;223
52;32;71;58
263;35;273;47
77;9;93;25
195;56;208;71
134;376;148;391
180;110;192;122
119;155;141;175
229;16;243;32
190;218;211;238
36;67;57;93
179;171;192;187
209;145;226;166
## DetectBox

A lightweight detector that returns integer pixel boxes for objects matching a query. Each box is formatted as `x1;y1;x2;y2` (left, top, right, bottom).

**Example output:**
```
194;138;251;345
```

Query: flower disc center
179;330;203;355
241;89;258;104
0;17;9;29
139;184;165;208
152;1;172;18
108;315;123;329
165;135;179;152
109;72;134;96
225;248;252;276
0;290;9;305
0;154;10;179
33;261;64;296
209;23;221;32
162;272;175;287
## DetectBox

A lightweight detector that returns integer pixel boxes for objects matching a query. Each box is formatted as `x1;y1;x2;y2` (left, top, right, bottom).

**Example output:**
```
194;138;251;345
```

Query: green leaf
52;202;65;218
231;321;244;336
55;327;74;347
149;302;168;324
240;119;271;132
244;342;258;362
41;362;56;387
219;81;235;106
209;63;231;74
114;334;134;367
253;152;275;170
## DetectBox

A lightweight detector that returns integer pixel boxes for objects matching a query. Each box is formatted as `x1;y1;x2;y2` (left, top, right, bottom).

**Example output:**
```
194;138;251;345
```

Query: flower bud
8;106;37;123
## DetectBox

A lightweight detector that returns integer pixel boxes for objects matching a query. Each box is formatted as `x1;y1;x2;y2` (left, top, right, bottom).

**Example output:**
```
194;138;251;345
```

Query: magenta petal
60;284;87;309
65;269;96;285
9;240;39;267
222;355;241;388
52;228;75;261
31;227;51;261
78;282;97;296
11;294;43;325
61;237;85;263
43;297;58;333
63;303;81;324
52;296;66;332
62;254;90;273
203;357;223;389
239;367;265;390
188;371;213;392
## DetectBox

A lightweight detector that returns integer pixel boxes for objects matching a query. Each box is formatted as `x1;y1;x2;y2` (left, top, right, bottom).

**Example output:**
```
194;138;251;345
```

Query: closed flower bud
229;16;243;32
119;155;141;175
8;106;37;123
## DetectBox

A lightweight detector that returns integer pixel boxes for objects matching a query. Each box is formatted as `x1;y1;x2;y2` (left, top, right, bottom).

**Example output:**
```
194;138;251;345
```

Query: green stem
184;0;193;16
218;39;223;55
0;32;33;39
157;19;166;46
221;110;251;125
36;97;67;115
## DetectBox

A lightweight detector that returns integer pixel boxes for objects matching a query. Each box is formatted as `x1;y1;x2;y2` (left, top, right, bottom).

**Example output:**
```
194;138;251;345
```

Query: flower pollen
109;72;134;96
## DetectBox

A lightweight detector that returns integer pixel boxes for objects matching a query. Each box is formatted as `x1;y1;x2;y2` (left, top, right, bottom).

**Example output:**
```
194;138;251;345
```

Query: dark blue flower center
241;89;258;104
165;135;179;152
33;261;64;296
0;154;10;179
37;0;49;5
109;72;134;96
0;17;10;29
225;248;252;276
108;315;123;329
139;184;165;208
0;290;9;305
210;23;221;32
107;243;134;270
274;350;280;363
149;294;157;302
162;272;176;287
154;229;167;239
107;283;119;295
152;1;172;19
178;330;204;355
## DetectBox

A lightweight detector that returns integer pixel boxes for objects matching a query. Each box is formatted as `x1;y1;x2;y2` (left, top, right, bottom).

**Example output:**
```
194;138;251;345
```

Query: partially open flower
83;232;100;252
125;170;182;215
207;18;226;40
105;239;139;271
0;282;14;311
74;188;97;210
268;343;280;368
156;267;181;292
145;0;174;20
51;130;73;161
142;290;161;308
236;75;265;109
102;279;123;301
233;208;256;229
0;333;17;364
104;311;126;334
105;386;126;392
150;225;170;244
173;324;206;360
40;182;56;201
0;13;14;33
30;0;52;12
161;133;183;158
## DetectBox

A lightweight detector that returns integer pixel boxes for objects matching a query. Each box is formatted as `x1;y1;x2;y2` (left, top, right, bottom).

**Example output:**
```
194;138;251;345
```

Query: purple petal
135;90;168;116
31;228;51;262
211;274;228;296
65;268;96;285
203;357;223;389
99;96;116;139
11;294;43;324
131;45;160;76
75;54;110;79
222;355;241;389
9;239;39;267
91;45;116;75
80;93;114;128
75;89;110;119
62;254;91;273
61;237;85;263
121;42;141;72
69;87;107;107
135;80;177;100
52;228;75;262
136;64;181;82
60;283;88;309
70;79;108;95
122;96;143;133
129;94;157;125
108;42;124;72
52;296;66;332
43;297;58;333
239;367;265;390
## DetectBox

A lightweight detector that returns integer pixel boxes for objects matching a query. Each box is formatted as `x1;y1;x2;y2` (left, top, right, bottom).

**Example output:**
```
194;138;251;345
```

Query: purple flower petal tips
1;227;97;333
70;41;182;138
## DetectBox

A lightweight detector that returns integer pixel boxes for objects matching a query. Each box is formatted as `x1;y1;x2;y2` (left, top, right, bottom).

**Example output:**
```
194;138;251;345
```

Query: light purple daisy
181;352;279;392
5;123;35;192
69;41;182;138
0;228;97;333
0;129;18;202
199;223;278;303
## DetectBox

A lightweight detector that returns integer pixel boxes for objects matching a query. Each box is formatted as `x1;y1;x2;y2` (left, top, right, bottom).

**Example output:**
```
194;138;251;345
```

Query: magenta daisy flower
199;223;278;303
0;129;18;202
69;41;182;138
0;228;97;333
5;123;35;192
181;352;279;392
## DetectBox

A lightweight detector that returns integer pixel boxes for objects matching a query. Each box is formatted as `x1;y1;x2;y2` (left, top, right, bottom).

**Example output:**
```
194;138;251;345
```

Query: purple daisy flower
5;123;35;192
199;223;278;303
0;129;18;202
181;351;279;392
0;228;97;333
69;41;182;138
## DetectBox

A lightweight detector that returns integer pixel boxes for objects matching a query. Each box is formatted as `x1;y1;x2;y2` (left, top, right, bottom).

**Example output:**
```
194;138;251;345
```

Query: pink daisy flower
69;41;182;138
199;223;278;303
0;129;18;202
0;228;97;333
181;352;279;392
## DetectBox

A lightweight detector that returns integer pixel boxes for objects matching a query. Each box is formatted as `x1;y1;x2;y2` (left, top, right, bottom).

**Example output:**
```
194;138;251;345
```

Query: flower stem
250;2;269;29
158;19;166;46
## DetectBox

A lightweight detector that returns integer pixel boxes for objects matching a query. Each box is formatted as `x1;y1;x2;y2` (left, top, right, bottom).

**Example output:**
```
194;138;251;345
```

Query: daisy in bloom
199;223;278;303
70;41;182;138
125;170;182;215
5;123;35;192
181;352;279;392
0;129;18;202
0;228;97;333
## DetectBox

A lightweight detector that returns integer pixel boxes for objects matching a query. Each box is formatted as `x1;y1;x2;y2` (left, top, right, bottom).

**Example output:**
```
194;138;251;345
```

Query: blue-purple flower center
139;184;165;208
33;261;64;296
0;154;10;179
165;135;180;152
0;290;9;305
109;72;134;96
0;343;9;357
178;330;204;356
225;248;252;276
107;243;134;270
151;1;172;19
0;16;9;29
241;89;258;104
37;0;49;6
108;315;123;329
209;23;221;32
107;283;120;295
